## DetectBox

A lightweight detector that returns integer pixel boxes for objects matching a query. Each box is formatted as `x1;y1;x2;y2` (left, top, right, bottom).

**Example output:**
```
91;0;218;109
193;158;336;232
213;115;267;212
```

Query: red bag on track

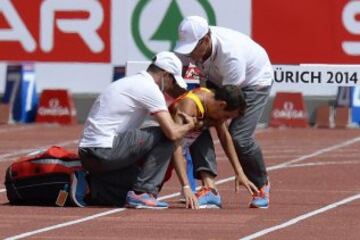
4;146;88;207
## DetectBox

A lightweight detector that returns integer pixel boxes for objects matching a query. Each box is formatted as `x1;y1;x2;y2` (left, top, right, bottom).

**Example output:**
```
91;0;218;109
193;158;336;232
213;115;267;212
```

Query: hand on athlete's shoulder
194;119;204;130
176;111;197;128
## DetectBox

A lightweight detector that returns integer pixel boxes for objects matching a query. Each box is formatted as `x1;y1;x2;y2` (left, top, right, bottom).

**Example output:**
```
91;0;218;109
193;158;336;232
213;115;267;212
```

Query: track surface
0;124;359;239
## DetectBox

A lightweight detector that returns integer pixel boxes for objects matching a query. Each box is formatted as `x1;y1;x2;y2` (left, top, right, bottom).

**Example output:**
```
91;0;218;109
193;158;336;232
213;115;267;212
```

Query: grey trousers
79;127;174;197
190;84;272;188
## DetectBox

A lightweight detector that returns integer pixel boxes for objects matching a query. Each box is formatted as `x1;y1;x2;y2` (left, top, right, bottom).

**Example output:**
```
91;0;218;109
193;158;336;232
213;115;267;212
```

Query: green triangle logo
150;0;183;50
132;0;216;59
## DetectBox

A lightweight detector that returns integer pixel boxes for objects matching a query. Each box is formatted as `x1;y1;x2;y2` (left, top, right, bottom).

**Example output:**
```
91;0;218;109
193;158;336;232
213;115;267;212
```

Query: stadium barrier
350;87;360;125
112;66;126;82
0;104;10;124
315;105;333;128
335;87;360;128
2;64;38;123
274;65;359;128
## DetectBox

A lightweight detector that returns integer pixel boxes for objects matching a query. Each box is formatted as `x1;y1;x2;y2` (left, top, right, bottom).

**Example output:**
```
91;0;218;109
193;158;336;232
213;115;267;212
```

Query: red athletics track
0;124;359;239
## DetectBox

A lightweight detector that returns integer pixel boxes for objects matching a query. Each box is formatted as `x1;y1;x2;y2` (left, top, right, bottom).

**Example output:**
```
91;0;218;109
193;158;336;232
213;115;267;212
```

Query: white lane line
4;209;127;240
4;158;356;199
216;136;360;185
236;137;360;240
239;193;360;240
0;125;38;134
4;136;360;240
0;140;78;162
267;137;360;171
0;129;269;192
287;160;360;168
0;140;79;193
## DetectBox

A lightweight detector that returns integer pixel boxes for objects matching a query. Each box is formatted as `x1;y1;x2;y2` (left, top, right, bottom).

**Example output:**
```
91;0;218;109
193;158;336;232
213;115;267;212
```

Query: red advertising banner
253;0;360;64
0;0;111;62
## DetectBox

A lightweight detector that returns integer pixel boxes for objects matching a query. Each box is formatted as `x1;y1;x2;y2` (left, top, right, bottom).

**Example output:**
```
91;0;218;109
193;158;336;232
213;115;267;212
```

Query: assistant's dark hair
147;63;163;73
214;85;247;112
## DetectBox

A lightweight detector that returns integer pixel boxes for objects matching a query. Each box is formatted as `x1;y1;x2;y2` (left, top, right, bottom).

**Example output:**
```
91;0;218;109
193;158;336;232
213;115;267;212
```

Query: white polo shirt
180;26;274;88
79;71;168;148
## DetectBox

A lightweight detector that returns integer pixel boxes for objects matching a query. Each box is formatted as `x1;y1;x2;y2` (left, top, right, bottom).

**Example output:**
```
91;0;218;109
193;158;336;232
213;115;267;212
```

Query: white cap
153;51;187;89
174;16;209;55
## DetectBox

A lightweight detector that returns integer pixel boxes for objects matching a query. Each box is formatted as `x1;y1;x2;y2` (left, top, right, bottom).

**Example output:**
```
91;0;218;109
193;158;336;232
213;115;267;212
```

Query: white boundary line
215;137;360;186
239;193;360;240
0;140;78;162
287;160;360;168
267;137;360;171
4;209;128;240
0;125;39;134
0;140;79;193
4;160;358;197
3;136;360;240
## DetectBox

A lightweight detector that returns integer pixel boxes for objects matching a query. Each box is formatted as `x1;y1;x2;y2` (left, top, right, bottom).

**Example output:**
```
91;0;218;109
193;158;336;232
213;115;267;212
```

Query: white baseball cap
153;51;187;89
174;16;209;55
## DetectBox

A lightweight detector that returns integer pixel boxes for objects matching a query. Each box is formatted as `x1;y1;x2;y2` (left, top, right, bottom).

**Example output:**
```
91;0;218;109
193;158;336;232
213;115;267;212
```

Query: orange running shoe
126;191;168;209
195;187;222;209
249;181;270;209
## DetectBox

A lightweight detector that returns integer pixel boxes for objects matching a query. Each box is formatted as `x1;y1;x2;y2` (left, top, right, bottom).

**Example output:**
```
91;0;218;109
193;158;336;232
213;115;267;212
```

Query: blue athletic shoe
70;170;89;207
196;187;222;209
126;191;169;209
249;181;270;209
